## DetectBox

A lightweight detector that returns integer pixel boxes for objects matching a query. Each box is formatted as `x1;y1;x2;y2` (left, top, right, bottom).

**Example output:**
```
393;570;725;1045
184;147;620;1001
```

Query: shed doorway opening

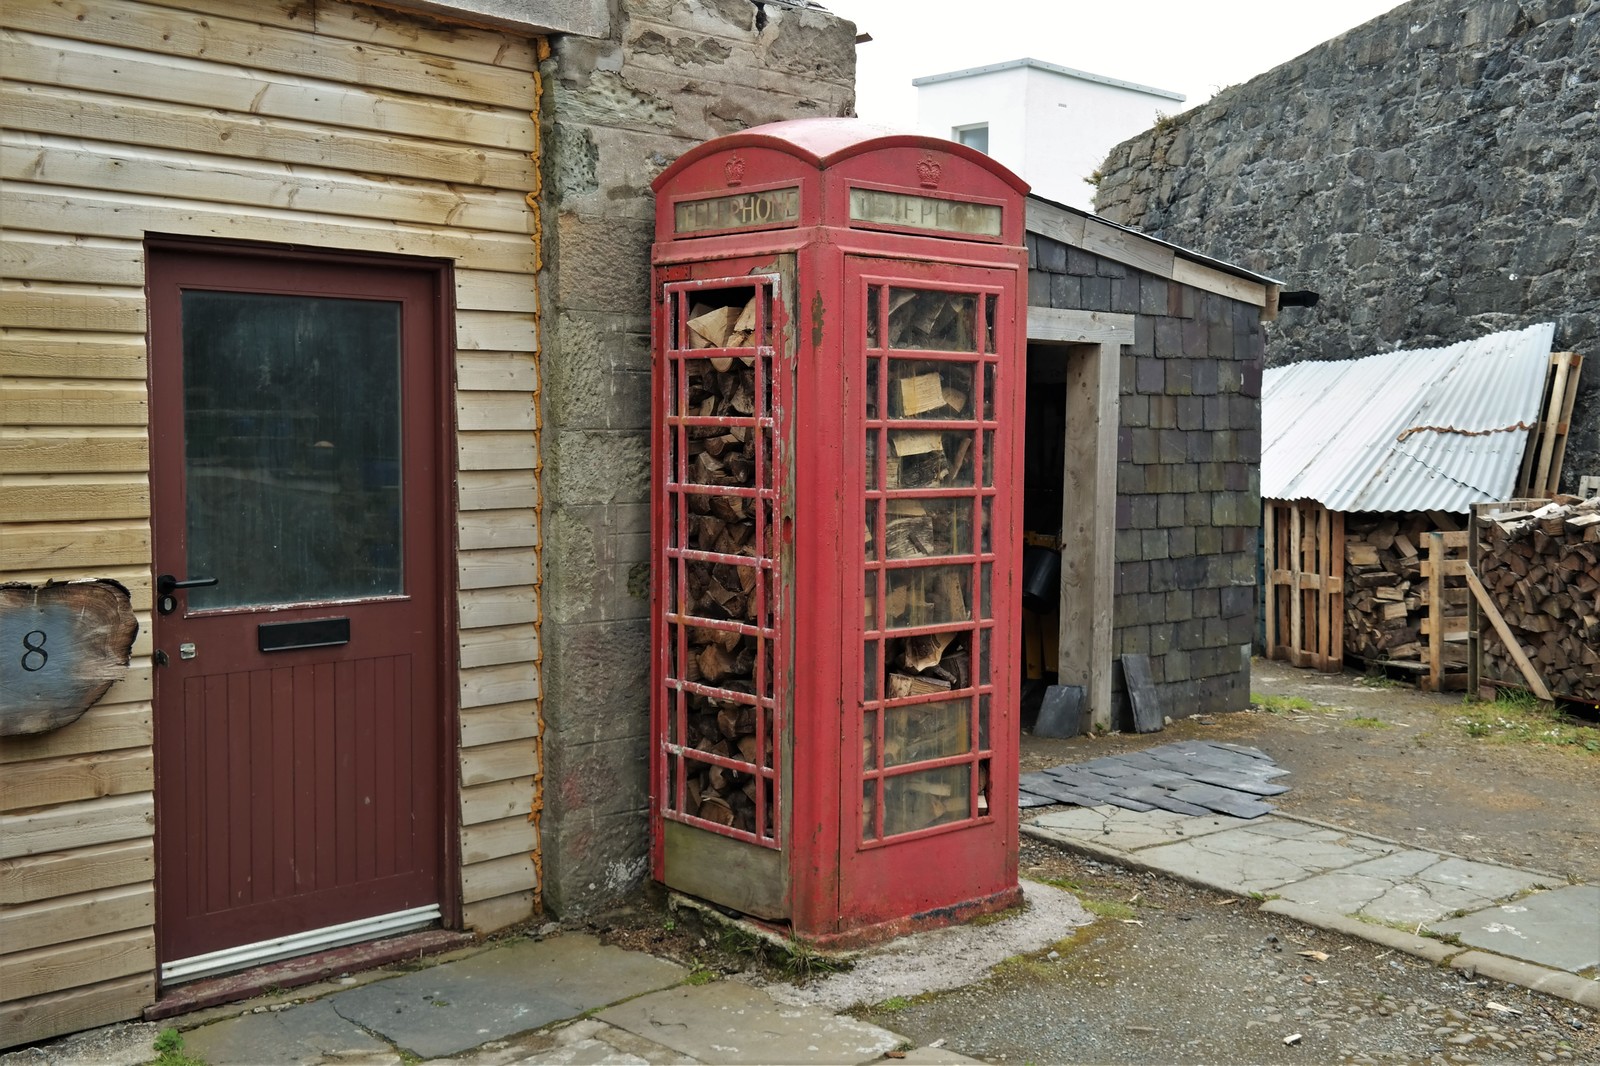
1016;336;1120;733
1020;347;1068;725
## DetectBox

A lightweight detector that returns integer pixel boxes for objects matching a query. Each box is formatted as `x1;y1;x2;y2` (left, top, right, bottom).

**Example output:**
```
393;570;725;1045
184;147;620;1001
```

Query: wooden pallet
1418;530;1471;692
1515;351;1583;498
1263;499;1344;672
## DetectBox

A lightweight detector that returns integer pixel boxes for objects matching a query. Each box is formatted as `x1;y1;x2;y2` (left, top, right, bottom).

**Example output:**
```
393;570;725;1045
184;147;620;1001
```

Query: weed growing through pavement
968;901;1027;926
780;938;848;981
1452;689;1600;753
1029;874;1085;893
151;1028;205;1066
1251;693;1316;715
1346;716;1393;729
1081;898;1137;920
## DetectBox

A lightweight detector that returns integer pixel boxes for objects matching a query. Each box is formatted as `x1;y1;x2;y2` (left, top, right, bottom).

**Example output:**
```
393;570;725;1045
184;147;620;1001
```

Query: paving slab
1028;805;1248;852
1276;850;1556;927
181;1000;397;1066
597;981;903;1065
330;936;686;1059
1433;884;1600;974
1131;818;1398;895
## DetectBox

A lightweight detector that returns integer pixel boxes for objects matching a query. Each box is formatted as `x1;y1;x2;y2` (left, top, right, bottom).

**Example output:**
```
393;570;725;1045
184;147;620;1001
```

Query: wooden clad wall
1;0;542;1044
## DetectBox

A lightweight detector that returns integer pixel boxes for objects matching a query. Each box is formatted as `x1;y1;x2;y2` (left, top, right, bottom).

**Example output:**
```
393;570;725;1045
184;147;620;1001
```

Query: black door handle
157;574;218;595
157;573;217;615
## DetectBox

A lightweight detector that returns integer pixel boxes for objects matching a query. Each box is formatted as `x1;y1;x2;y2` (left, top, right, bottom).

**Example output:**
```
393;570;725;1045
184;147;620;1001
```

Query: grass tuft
1252;693;1316;715
1452;689;1600;753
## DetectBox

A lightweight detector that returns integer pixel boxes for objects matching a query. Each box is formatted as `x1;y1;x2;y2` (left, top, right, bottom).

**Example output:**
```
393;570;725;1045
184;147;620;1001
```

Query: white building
914;58;1183;211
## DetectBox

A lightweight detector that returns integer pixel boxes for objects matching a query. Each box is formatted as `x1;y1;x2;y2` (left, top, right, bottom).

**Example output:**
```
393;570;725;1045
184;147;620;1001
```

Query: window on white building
953;124;989;154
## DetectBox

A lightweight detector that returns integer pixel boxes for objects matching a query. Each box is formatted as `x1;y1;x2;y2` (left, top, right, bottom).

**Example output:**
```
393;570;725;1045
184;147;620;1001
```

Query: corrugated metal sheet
1261;322;1556;513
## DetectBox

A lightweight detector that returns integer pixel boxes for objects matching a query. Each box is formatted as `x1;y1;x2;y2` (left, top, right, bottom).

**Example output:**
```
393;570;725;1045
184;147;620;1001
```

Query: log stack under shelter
1474;497;1600;702
1342;512;1467;679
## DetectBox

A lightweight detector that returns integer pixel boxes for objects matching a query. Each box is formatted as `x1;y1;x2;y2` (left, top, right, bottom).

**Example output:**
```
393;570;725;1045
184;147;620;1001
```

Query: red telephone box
649;119;1029;944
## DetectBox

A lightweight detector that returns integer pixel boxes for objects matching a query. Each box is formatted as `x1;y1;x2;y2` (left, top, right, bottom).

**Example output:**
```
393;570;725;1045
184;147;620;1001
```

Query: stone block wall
1028;235;1264;720
1093;0;1599;492
539;0;855;914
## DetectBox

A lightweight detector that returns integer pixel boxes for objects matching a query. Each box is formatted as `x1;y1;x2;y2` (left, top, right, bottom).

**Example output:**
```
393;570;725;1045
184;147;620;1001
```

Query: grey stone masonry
1093;0;1600;493
539;0;855;915
1029;234;1263;723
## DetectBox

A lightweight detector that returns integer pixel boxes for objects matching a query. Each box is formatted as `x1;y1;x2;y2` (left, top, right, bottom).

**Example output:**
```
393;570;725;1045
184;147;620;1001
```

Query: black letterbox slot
258;617;351;653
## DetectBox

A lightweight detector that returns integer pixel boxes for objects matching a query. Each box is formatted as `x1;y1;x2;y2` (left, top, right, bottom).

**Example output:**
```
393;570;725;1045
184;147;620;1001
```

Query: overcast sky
820;0;1409;124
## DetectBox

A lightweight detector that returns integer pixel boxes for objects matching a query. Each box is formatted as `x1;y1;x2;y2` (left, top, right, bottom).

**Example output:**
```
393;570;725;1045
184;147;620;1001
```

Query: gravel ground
849;840;1598;1065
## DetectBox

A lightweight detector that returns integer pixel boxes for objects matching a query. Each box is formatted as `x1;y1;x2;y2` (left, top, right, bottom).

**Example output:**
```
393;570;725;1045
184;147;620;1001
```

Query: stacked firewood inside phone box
673;297;773;836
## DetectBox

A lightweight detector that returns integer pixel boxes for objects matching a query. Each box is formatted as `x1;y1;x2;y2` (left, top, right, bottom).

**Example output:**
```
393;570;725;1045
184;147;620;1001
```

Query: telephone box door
841;257;1021;922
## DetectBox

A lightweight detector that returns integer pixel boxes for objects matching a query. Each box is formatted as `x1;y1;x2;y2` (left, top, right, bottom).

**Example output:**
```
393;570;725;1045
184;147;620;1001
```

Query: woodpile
1342;513;1464;667
880;288;977;352
674;294;775;837
1476;496;1600;700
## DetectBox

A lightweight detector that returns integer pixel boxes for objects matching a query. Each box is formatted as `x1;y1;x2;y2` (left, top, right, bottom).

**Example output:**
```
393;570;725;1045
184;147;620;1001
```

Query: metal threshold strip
160;905;441;983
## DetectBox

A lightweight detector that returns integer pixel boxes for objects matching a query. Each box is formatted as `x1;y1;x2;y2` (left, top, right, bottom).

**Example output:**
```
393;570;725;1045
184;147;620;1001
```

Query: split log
1476;495;1600;700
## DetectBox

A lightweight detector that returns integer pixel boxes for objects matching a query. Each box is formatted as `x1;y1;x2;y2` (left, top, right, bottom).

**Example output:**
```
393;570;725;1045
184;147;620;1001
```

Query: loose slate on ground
1019;740;1290;818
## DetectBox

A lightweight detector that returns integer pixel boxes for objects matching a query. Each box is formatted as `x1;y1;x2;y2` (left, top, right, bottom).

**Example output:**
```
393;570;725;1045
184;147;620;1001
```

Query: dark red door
147;244;449;980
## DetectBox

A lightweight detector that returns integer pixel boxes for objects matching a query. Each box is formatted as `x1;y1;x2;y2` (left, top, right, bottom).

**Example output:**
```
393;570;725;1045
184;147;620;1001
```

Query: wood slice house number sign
0;580;139;736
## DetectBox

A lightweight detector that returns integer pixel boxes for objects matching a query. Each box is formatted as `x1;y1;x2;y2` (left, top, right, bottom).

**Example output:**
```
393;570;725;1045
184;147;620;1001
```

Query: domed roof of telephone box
652;118;1030;194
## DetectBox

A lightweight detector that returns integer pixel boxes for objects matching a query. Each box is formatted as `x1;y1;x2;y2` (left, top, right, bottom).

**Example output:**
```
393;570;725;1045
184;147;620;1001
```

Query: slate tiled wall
1028;233;1264;720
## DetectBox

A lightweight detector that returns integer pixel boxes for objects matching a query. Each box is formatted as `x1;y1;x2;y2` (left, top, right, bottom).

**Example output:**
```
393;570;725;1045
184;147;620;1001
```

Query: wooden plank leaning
1461;564;1553;702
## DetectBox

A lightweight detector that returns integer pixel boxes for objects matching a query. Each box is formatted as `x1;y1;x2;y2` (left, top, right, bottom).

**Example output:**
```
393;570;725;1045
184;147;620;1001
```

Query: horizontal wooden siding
1;0;542;1045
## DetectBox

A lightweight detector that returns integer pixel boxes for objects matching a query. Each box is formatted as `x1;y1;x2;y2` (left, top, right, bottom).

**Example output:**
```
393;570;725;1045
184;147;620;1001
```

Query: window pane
884;565;970;628
882;699;970;767
955;125;989;154
888;289;978;351
884;497;972;559
888;359;974;418
182;291;401;609
884;765;970;835
887;429;975;488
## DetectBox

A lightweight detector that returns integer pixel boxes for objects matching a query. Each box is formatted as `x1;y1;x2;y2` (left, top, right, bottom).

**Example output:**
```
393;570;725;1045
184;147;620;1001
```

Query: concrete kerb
1450;952;1600;1011
1262;811;1572;886
1022;815;1600;1011
1259;898;1458;964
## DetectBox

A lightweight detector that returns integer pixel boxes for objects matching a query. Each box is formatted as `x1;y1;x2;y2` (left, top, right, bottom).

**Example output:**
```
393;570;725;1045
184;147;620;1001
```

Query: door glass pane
887;289;977;351
883;565;970;628
182;291;402;609
882;699;970;767
884;497;972;559
883;764;970;835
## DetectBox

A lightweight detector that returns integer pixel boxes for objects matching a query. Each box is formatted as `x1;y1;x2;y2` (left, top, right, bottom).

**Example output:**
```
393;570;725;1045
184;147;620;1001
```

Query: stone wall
1093;0;1599;492
539;0;855;914
1027;236;1264;720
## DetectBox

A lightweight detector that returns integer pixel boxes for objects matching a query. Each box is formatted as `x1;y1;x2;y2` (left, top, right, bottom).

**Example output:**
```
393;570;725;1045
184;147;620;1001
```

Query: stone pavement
168;933;957;1066
1024;805;1600;1009
11;808;1596;1065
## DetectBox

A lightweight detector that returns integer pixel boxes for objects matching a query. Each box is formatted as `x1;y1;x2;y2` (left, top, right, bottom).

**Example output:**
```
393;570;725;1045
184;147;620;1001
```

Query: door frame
143;235;464;965
1024;307;1132;731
